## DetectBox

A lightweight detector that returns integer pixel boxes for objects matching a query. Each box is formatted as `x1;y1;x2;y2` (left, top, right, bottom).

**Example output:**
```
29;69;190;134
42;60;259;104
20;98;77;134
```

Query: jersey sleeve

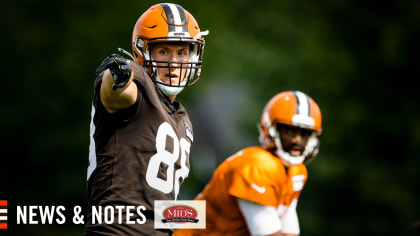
237;198;282;235
279;198;300;235
228;159;282;207
92;70;142;124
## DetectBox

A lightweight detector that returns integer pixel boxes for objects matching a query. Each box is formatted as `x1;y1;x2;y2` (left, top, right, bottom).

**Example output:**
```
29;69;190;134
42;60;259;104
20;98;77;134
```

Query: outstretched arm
96;54;138;113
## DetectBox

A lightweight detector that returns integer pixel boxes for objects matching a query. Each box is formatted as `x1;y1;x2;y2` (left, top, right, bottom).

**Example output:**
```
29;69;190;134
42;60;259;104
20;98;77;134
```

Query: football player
84;3;208;236
174;91;322;236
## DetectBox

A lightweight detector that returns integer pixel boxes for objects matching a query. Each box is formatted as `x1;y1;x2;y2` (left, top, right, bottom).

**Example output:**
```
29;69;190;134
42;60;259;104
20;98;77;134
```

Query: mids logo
162;205;198;223
154;200;205;229
0;200;7;229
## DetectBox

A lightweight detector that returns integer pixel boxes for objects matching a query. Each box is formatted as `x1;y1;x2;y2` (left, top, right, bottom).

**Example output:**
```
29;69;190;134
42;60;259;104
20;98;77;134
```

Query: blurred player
174;91;322;236
84;3;208;236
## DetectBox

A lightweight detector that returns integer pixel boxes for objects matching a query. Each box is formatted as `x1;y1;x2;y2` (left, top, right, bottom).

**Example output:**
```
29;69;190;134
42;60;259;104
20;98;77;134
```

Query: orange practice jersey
174;146;308;236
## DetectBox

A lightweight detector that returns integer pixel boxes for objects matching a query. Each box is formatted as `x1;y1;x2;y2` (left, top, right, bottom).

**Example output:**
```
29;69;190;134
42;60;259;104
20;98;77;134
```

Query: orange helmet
258;91;322;166
131;3;208;96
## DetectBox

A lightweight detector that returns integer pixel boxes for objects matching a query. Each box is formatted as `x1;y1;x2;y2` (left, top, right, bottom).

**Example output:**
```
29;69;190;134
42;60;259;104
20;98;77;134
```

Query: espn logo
0;200;7;229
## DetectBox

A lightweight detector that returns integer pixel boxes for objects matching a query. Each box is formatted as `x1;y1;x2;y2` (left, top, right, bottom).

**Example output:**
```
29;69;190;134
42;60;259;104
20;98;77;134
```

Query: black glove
96;54;132;90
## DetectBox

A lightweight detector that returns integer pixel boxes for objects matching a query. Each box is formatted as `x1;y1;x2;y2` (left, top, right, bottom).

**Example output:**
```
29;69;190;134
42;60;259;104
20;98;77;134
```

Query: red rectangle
0;223;7;229
0;201;7;206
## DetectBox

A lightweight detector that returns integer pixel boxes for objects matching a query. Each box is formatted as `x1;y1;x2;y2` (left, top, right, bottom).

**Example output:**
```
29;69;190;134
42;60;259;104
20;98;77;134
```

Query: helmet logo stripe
293;91;310;116
293;91;301;114
161;3;188;33
160;3;176;32
175;4;189;32
167;4;181;24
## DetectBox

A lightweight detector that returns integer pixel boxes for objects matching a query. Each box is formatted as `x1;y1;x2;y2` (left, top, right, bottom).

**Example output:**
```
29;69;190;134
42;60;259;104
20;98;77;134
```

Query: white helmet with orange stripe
259;91;322;166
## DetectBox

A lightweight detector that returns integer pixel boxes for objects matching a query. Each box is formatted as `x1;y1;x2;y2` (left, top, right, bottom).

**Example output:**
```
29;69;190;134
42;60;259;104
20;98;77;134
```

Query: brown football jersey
85;61;193;236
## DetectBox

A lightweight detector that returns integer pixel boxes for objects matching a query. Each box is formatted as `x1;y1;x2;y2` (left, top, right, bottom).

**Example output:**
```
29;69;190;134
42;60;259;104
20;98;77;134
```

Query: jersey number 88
146;122;190;198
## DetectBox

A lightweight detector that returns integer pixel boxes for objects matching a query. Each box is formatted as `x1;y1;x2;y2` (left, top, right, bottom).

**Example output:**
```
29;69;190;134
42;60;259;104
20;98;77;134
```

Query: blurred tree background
1;0;419;235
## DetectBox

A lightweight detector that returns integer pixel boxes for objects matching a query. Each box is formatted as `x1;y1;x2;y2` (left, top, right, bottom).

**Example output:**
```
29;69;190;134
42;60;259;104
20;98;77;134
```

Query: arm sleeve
229;165;279;206
93;74;141;123
279;199;300;235
237;198;282;236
